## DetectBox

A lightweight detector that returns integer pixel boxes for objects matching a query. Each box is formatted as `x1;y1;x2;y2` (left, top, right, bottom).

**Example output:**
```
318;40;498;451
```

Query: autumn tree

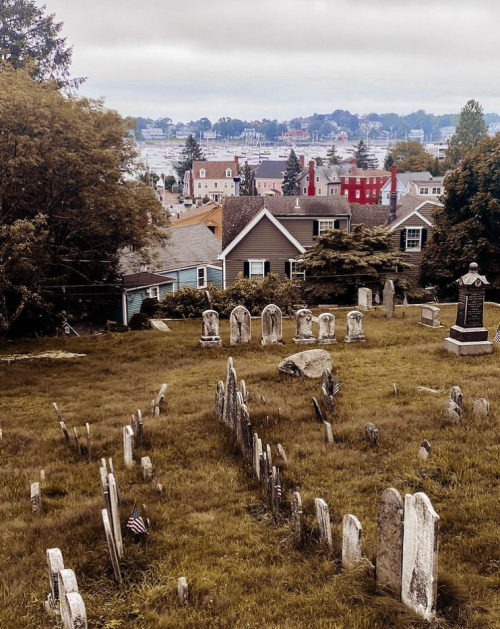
383;141;435;173
282;149;302;196
0;65;165;334
446;99;487;166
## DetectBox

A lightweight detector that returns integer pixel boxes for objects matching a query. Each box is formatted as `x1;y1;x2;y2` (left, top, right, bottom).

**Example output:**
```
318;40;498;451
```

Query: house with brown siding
219;197;350;287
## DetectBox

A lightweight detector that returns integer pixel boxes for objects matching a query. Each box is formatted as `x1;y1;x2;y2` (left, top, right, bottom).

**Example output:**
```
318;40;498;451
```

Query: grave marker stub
383;280;395;317
229;306;251;345
420;305;442;328
261;304;283;345
377;488;404;597
31;482;42;513
65;591;87;629
342;514;363;568
141;456;153;482
177;577;189;605
292;492;304;545
315;498;333;549
200;310;222;347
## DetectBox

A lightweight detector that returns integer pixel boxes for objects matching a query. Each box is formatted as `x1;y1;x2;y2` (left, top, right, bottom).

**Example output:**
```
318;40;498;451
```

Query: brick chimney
299;154;305;169
307;160;315;196
234;155;239;170
350;157;357;175
389;166;397;223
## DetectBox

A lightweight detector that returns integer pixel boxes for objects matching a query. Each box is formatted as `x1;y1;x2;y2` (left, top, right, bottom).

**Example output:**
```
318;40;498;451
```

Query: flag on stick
494;325;500;344
333;375;340;397
127;502;148;535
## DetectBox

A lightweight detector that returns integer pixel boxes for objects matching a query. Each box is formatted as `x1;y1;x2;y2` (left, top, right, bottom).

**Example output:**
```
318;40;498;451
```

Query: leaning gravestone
261;304;283;345
123;426;134;467
418;440;431;461
317;313;337;344
377;488;404;597
345;311;365;343
151;319;171;332
215;380;225;420
58;569;79;627
108;474;123;560
323;421;334;443
358;287;373;311
199;310;222;347
278;349;331;378
443;262;493;355
401;492;439;622
419;305;442;328
230;306;251;345
46;548;65;610
222;364;238;428
177;577;189;605
383;280;395;317
320;369;334;413
293;309;316;344
443;385;462;424
314;498;333;549
342;514;363;568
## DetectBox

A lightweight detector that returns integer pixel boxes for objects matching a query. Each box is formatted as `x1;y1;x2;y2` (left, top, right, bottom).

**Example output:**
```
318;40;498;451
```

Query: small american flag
494;325;500;344
127;502;148;535
374;291;380;305
433;294;439;304
403;292;408;307
333;375;340;397
275;472;282;502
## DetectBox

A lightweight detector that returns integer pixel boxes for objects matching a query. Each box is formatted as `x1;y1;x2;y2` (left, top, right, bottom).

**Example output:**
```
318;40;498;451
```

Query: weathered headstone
377;488;404;597
473;398;490;417
223;366;237;428
60;421;71;446
53;401;63;422
345;310;365;343
342;514;363;568
229;306;251;345
277;443;288;467
278;349;331;378
123;425;134;467
260;393;266;405
31;482;42;513
323;421;334;443
40;469;46;482
150;319;171;332
358;287;373;311
320;369;334;413
65;591;87;629
58;569;79;627
365;422;379;445
383;280;395;317
317;313;337;344
136;412;144;449
292;492;304;545
177;576;189;605
215;380;225;420
108;474;123;560
85;423;91;463
141;456;153;482
73;427;81;455
419;305;442;328
418;440;431;461
46;548;65;606
444;262;493;355
253;433;262;480
200;310;222;347
315;498;333;549
261;304;283;345
443;386;462;424
293;309;316;344
102;509;122;583
155;383;167;414
401;492;439;622
239;379;247;404
312;397;325;423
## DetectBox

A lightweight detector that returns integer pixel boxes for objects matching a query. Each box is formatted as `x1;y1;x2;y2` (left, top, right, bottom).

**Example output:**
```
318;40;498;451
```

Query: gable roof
394;193;442;224
193;160;238;179
170;201;221;225
122;272;175;291
222;196;351;249
350;204;389;229
254;160;287;179
219;208;306;259
298;165;342;184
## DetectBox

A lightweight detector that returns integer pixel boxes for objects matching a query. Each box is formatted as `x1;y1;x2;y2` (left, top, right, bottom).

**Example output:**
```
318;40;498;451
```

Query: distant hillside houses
142;127;166;141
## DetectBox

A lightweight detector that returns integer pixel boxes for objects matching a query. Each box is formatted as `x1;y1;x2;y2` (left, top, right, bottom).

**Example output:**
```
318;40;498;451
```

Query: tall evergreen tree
175;134;205;181
384;152;394;170
446;99;487;166
239;162;257;196
327;144;340;166
353;140;378;169
314;156;324;166
282;149;302;196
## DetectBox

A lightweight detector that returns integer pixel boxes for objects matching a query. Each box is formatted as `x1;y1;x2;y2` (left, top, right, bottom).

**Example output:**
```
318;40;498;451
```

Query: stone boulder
278;349;331;379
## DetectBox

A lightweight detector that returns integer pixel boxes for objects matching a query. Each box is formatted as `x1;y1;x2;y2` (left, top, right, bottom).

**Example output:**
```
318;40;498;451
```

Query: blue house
121;272;176;324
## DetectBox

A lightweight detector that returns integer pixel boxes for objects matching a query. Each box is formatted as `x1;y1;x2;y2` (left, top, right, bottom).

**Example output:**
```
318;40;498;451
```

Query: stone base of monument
293;337;316;345
199;338;222;347
261;339;284;345
317;338;337;345
418;322;444;329
344;335;365;343
443;337;493;356
449;325;488;343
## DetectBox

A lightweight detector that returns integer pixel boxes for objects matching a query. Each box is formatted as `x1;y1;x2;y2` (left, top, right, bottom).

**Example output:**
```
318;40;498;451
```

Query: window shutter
400;228;407;251
421;228;428;248
285;261;291;278
313;220;319;237
334;219;340;229
264;261;270;276
243;261;250;278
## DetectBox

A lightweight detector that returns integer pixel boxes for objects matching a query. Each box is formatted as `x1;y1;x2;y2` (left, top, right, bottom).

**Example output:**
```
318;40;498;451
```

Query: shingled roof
193;160;238;179
350;204;389;229
254;160;287;179
395;193;442;222
222;196;351;249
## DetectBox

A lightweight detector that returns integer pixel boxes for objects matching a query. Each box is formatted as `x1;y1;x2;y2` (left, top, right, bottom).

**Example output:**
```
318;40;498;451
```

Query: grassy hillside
2;305;500;628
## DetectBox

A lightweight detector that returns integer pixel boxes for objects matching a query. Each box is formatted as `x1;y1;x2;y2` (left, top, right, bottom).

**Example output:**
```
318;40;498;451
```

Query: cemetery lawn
3;305;500;628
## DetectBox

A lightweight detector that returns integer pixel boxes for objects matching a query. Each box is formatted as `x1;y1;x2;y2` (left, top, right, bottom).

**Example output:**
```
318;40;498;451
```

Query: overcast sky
46;0;500;122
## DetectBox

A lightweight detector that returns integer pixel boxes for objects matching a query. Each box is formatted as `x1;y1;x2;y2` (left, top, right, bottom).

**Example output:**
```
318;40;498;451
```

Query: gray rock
278;349;332;379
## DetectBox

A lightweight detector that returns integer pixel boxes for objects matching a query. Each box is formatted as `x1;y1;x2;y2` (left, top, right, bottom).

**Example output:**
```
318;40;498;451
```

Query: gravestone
200;310;222;347
383;280;395;317
151;319;171;332
443;386;462;424
215;380;225;420
261;304;283;345
47;548;65;605
85;423;91;463
60;421;71;446
418;440;431;461
277;444;288;467
58;569;79;627
401;493;439;622
155;383;167;414
293;309;316;344
320;369;334;413
278;349;331;378
102;509;122;583
365;422;379;445
65;592;87;629
253;433;262;480
473;398;490;417
291;492;304;545
419;305;442;328
31;482;42;513
239;379;247;403
323;421;334;443
377;488;404;597
108;474;123;560
73;427;81;455
312;397;325;423
40;469;46;482
123;425;134;467
444;262;493;355
345;311;365;343
136;412;144;449
230;306;251;345
317;313;337;344
358;287;373;310
141;456;153;482
342;514;363;568
223;366;237;428
314;498;333;549
178;577;189;605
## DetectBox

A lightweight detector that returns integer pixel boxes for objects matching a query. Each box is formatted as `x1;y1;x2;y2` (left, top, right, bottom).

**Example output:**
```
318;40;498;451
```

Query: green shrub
128;312;150;330
140;297;162;317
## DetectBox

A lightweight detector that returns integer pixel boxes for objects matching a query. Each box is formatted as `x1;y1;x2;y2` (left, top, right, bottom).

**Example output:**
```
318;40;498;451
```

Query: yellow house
170;201;223;240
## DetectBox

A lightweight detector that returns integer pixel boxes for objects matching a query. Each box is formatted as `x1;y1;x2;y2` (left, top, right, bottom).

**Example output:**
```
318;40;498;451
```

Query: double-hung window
289;259;305;280
406;227;422;251
197;267;207;289
148;286;160;300
318;219;336;235
419;187;429;195
249;259;265;279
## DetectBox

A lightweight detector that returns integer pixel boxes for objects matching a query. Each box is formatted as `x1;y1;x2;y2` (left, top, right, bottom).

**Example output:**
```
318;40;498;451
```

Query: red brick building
340;159;390;205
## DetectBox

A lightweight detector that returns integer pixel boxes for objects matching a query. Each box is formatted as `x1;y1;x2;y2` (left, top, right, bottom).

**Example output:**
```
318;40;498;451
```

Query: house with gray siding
219;197;351;287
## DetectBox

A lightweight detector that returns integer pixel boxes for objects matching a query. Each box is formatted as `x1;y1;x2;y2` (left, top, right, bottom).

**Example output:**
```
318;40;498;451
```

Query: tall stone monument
200;310;222;347
443;262;493;356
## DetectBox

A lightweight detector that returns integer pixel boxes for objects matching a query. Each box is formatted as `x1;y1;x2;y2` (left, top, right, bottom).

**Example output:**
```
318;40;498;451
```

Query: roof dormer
200;168;206;178
226;168;232;178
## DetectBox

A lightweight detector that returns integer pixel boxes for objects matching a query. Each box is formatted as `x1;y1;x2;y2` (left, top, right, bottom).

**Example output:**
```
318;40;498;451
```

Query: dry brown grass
1;305;500;628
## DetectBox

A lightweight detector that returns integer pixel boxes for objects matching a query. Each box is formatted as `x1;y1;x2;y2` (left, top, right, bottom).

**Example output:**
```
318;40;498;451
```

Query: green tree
384;152;394;170
0;0;79;87
385;141;434;173
175;134;205;181
314;156;324;166
282;149;302;196
446;99;487;166
327;145;340;166
0;65;165;334
420;134;500;294
239;162;257;196
353;140;378;169
298;224;410;303
164;175;176;191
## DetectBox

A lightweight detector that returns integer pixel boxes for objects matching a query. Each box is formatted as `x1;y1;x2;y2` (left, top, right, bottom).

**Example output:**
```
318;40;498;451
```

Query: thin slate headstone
317;313;337;344
85;423;91;463
383;280;395;317
60;421;71;446
418;440;431;461
229;305;251;345
239;379;247;404
200;309;222;347
320;369;334;413
312;397;325;423
155;383;167;414
292;492;304;545
377;488;404;597
253;433;262;480
31;482;42;513
136;412;144;449
315;498;333;549
342;514;363;568
141;456;153;482
293;308;316;344
73;427;81;455
177;577;189;605
345;310;365;343
365;422;379;446
123;425;134;467
401;493;439;622
277;443;288;467
108;474;123;560
261;304;283;345
102;509;122;583
215;380;225;420
223;366;238;428
323;421;334;443
53;402;63;422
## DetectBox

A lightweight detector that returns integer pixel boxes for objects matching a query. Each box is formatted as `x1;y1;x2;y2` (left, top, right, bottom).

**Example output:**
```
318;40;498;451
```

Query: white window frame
148;286;160;300
226;169;232;178
289;259;305;280
405;226;423;252
356;177;360;185
197;182;201;188
356;190;360;199
248;259;266;279
432;187;441;195
419;187;429;195
197;266;207;289
344;177;349;184
200;169;206;178
318;219;336;235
